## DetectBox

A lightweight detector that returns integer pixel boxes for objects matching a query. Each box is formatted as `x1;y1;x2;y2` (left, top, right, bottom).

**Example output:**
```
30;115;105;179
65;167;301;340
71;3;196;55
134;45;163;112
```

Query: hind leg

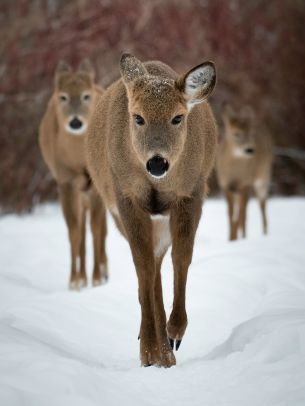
90;189;108;286
226;190;239;241
79;207;88;287
226;190;236;241
259;198;268;235
254;180;268;235
238;188;249;238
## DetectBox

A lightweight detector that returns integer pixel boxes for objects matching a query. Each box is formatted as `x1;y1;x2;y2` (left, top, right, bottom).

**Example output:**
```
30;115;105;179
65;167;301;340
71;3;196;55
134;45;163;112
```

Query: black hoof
169;338;174;350
175;339;182;351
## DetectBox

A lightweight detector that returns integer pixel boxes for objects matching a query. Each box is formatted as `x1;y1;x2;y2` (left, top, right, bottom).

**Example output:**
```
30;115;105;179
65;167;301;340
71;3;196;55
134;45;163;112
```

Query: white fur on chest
151;214;172;258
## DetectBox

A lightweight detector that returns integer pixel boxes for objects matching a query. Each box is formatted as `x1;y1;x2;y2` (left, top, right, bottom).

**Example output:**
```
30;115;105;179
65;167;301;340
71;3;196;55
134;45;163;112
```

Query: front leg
117;194;159;366
58;182;84;290
167;195;202;350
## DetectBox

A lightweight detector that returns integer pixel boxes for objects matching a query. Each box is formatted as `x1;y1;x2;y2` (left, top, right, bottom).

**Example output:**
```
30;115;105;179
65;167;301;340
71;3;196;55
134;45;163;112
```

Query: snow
0;198;305;406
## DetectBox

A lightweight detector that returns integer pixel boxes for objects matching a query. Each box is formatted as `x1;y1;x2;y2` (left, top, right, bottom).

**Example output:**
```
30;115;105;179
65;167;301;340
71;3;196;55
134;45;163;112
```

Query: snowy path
0;198;305;406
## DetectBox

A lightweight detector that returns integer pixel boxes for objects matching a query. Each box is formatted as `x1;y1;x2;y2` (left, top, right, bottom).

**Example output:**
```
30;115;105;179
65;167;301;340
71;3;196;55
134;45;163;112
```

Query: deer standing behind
216;104;273;241
86;54;217;367
39;60;108;289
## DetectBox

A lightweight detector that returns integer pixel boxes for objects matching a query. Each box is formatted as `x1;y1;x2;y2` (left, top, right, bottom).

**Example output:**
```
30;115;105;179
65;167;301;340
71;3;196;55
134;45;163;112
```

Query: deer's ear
222;103;235;127
78;59;95;80
55;60;71;75
177;61;216;109
55;61;71;85
119;53;148;86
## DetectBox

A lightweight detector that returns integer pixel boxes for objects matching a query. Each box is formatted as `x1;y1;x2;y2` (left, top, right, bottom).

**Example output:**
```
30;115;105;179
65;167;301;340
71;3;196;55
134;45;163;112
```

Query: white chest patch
151;214;171;258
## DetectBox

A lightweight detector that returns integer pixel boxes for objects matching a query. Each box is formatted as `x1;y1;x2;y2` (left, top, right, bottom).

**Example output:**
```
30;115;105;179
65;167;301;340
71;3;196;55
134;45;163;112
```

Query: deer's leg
167;196;202;350
90;190;108;286
79;207;87;287
226;190;238;241
154;254;176;367
259;198;268;235
238;188;249;238
117;195;161;367
254;180;268;235
58;183;82;290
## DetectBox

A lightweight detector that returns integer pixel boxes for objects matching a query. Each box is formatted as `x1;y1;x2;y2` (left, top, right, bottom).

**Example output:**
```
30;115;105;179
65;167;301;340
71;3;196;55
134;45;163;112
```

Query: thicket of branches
1;0;304;212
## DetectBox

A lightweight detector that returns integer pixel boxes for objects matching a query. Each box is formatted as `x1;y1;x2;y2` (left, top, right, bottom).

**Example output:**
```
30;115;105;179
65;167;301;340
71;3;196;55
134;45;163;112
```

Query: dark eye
172;115;183;125
59;94;68;102
83;93;91;101
134;115;145;126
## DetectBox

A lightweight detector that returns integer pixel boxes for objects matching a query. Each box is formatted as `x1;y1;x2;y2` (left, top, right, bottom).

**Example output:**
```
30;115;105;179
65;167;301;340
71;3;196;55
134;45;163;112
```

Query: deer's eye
134;115;145;126
172;115;183;125
59;94;68;102
83;93;91;101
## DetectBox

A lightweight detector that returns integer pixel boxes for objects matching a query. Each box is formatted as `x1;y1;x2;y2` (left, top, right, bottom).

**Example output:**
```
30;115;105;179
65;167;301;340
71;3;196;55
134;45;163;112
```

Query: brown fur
86;54;217;367
39;59;108;289
216;104;273;240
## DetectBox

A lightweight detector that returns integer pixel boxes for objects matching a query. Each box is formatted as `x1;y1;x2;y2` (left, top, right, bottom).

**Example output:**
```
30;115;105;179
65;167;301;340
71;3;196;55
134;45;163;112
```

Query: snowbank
0;198;304;406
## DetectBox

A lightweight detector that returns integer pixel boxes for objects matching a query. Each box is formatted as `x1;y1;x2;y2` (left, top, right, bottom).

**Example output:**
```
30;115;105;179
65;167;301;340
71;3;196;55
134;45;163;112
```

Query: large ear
119;53;148;87
55;61;72;86
222;102;235;127
78;58;95;80
55;60;71;75
176;61;216;109
55;60;71;85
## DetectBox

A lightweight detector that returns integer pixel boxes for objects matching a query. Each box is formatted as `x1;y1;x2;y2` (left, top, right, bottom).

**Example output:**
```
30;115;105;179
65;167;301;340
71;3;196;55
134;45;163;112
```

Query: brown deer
216;104;273;241
86;53;217;367
39;60;108;290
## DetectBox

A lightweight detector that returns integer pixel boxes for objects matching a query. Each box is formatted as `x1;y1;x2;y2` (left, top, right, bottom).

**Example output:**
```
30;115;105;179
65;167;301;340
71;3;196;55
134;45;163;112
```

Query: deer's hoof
69;279;80;291
92;264;108;287
167;312;188;350
78;276;87;289
140;338;160;367
159;342;176;367
92;276;107;287
168;337;182;351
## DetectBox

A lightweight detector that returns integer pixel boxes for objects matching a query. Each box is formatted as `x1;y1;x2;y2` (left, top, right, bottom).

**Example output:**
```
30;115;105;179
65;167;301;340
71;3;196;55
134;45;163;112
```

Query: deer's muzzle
146;155;169;178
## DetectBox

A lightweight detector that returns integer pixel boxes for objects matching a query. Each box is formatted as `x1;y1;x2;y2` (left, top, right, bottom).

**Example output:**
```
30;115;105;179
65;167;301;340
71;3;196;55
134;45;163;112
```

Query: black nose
146;155;169;178
69;117;83;130
245;147;255;155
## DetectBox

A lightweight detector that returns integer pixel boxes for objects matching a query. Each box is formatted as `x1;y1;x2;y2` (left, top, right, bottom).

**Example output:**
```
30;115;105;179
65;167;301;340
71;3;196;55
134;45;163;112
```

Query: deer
39;59;108;290
86;53;217;367
216;104;273;241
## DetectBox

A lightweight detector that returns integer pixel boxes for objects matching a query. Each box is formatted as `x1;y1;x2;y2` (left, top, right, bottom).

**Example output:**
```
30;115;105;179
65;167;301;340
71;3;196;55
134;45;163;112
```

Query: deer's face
223;105;256;158
55;60;96;136
127;78;188;178
120;54;216;179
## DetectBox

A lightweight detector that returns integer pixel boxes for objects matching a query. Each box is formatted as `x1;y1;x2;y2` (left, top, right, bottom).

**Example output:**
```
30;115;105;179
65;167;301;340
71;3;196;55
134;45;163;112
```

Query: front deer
87;54;217;367
216;104;273;240
39;60;108;289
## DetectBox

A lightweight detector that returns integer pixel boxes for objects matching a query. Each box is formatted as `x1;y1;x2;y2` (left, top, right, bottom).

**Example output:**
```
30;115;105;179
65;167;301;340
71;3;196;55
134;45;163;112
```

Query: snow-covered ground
0;198;305;406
